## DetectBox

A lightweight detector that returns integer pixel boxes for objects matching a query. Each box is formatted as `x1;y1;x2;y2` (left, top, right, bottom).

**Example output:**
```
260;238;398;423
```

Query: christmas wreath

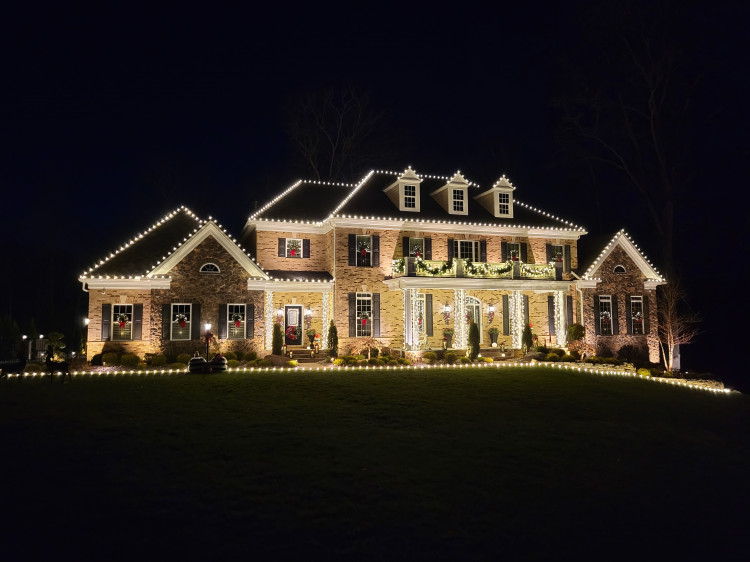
175;313;188;328
633;311;643;324
600;310;611;323
285;326;299;340
117;313;129;329
358;239;370;256
360;312;370;326
411;244;423;258
287;239;301;257
231;312;244;328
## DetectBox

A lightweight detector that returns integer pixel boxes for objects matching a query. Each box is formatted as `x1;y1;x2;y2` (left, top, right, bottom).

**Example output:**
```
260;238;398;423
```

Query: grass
1;367;748;561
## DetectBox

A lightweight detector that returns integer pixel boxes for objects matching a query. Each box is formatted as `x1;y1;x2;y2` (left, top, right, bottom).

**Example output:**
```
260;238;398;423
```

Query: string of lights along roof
582;229;665;281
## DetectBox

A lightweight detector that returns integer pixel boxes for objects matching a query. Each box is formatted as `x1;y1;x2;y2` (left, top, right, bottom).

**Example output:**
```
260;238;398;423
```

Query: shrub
443;328;454;337
561;354;576;362
468;321;480;360
567;349;581;361
151;355;167;366
227;359;240;368
272;323;283;355
333;358;345;366
567;323;585;341
368;358;383;365
481;356;494;363
176;353;192;365
286;360;298;368
595;343;613;358
488;326;499;336
257;359;273;367
102;352;119;366
120;353;140;367
241;351;255;362
422;351;437;364
90;353;103;366
545;353;560;362
617;344;649;367
444;352;458;364
526;351;546;361
637;368;651;377
223;351;237;361
397;357;409;365
370;347;379;358
549;348;565;357
458;357;472;364
387;359;399;366
522;324;534;350
328;321;338;358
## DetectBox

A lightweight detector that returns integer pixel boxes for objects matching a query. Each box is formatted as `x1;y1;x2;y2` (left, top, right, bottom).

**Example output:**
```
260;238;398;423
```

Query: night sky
2;3;747;385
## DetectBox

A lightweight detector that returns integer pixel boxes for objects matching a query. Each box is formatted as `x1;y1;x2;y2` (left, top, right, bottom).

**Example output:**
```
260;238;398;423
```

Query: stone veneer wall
582;245;660;363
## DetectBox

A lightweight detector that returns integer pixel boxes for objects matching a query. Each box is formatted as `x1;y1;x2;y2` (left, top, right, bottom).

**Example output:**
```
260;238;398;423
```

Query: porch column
402;289;412;349
510;290;524;349
454;289;467;348
554;290;567;347
408;288;422;349
321;292;331;348
264;290;275;350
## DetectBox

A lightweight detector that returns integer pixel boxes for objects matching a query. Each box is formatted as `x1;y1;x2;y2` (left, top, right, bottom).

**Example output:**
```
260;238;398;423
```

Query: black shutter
548;296;555;335
447;239;454;261
218;304;227;339
426;294;433;337
593;296;600;335
502;294;510;335
625;296;632;335
403;236;409;257
501;241;508;262
348;234;356;266
564;245;571;272
191;303;201;340
101;304;111;341
546;244;552;263
566;295;574;327
133;304;143;340
524;295;529;327
520;243;528;263
424;237;432;259
643;296;650;334
348;293;356;336
162;304;171;340
612;296;619;335
372;293;380;337
372;235;380;267
479;240;487;263
246;304;255;338
278;238;285;257
303;239;310;258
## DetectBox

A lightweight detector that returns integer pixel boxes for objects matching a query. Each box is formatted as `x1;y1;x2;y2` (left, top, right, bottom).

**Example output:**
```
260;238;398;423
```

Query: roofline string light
582;229;665;281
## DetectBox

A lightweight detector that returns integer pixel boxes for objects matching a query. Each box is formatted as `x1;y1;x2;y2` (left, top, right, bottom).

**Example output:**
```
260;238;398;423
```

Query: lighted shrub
397;357;409;365
286;360;298;368
458;357;472;364
102;352;119;366
637;368;651;377
481;357;494;363
567;323;585;342
120;353;140;367
368;358;383;365
387;359;399;366
333;358;345;366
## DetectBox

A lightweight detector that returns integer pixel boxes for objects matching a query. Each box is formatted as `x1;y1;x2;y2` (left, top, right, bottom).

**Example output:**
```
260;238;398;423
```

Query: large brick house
80;168;665;362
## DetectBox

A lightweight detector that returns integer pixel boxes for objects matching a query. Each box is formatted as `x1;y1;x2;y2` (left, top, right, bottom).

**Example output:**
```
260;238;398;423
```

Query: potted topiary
443;327;454;349
488;326;499;346
306;328;317;347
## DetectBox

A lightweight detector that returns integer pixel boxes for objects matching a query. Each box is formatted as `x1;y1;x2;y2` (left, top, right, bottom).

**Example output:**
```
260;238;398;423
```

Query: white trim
583;230;664;282
383;277;573;291
81;277;171;290
150;221;268;279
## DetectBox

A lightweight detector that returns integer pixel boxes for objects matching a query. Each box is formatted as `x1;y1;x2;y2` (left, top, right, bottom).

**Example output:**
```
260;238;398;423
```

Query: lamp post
22;335;30;360
204;323;212;360
38;334;44;362
83;318;90;360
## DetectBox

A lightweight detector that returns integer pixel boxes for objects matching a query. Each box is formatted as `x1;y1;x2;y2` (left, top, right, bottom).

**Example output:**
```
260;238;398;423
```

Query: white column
555;290;566;347
402;290;411;349
454;289;467;348
264;291;274;350
510;290;524;349
321;292;331;348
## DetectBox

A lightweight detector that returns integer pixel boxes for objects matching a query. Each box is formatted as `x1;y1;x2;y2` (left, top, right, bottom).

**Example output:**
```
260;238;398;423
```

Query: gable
582;230;664;284
150;221;268;279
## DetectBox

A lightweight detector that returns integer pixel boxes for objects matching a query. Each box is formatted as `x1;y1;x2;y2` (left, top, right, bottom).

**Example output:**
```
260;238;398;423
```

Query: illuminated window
171;303;192;340
453;240;480;261
550;245;564;263
286;238;302;258
409;237;424;257
507;242;521;261
598;296;613;336
227;304;246;339
112;304;133;341
630;296;644;335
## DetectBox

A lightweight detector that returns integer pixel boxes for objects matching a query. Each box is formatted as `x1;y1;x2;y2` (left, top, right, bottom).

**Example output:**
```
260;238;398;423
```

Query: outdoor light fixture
204;323;212;359
84;318;90;326
444;304;451;312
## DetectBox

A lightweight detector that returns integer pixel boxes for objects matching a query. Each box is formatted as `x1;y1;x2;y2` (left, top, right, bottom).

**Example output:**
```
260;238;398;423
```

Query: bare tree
284;87;389;182
658;282;700;372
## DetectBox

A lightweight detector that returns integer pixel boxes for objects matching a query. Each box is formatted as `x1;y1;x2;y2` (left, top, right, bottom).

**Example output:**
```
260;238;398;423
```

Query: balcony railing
391;258;560;280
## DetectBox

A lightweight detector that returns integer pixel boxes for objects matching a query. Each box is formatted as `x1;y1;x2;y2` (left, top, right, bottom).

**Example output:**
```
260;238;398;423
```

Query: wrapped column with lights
554;291;566;347
321;293;331;349
264;291;274;350
409;288;422;350
510;291;524;349
454;289;467;349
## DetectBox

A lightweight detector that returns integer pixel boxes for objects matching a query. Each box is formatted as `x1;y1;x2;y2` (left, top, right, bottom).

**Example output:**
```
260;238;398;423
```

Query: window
550;245;564;263
415;293;426;335
112;304;133;341
200;263;220;273
286;238;302;258
598;296;613;336
227;304;246;339
171;303;192;340
453;240;480;261
404;185;416;209
498;192;510;215
452;189;465;213
356;235;372;267
409;237;424;258
356;293;372;337
614;265;626;274
507;242;521;261
630;296;644;335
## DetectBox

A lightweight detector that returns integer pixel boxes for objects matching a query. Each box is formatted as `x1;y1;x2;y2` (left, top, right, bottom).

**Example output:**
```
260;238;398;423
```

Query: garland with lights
393;258;405;274
464;260;513;277
415;258;454;276
520;262;554;277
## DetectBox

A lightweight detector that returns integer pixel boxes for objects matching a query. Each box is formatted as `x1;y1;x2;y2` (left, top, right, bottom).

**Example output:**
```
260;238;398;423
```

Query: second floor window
550;244;564;263
286;238;302;258
508;242;521;261
356;235;371;266
453;240;480;261
409;237;424;258
112;304;133;341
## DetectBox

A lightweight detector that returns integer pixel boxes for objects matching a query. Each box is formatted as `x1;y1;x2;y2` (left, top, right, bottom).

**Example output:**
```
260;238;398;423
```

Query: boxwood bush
120;353;140;367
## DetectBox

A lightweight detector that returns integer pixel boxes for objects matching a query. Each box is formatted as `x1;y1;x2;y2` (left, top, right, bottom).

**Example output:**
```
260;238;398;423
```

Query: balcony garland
415;258;454;276
464;260;513;276
520;262;554;277
393;258;405;274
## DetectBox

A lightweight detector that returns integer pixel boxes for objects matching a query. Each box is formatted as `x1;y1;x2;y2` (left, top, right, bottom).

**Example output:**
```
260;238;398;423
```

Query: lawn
1;367;748;561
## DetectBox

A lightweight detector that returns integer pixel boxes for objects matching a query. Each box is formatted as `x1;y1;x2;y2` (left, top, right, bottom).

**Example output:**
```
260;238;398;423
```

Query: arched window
614;265;626;274
200;263;220;274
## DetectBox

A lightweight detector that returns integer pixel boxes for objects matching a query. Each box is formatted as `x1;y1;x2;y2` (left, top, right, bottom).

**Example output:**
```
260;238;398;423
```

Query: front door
284;305;303;346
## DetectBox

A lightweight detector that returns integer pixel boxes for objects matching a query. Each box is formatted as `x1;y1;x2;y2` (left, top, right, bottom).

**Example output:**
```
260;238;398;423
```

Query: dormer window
475;176;514;218
498;192;510;215
452;189;465;213
404;185;416;209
